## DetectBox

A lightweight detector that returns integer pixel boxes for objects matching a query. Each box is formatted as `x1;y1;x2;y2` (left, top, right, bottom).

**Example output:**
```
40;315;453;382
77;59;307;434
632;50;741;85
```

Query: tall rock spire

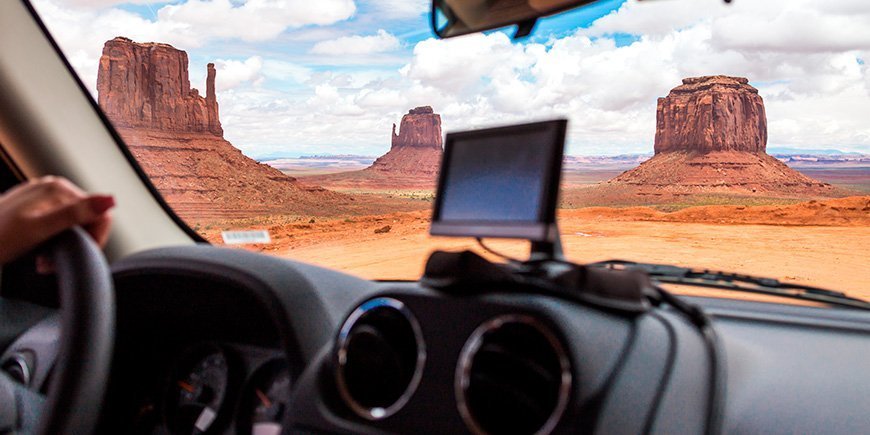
205;63;223;136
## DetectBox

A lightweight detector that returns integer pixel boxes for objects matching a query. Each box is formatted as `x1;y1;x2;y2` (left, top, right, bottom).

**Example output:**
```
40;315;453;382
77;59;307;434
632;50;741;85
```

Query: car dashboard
6;245;869;435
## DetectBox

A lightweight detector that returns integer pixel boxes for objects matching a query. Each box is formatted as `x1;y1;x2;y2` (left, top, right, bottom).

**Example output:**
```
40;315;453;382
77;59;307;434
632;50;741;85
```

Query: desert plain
194;170;870;301
96;40;869;304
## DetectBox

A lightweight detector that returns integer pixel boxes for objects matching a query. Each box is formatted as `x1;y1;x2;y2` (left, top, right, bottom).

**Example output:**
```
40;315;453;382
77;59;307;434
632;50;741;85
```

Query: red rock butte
391;106;443;150
654;76;766;154
603;75;839;199
367;106;443;176
97;37;358;221
303;106;444;190
98;37;223;136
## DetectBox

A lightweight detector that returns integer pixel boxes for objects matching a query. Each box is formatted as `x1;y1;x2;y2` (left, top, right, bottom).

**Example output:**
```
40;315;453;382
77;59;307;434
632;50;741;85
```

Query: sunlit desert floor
196;196;870;302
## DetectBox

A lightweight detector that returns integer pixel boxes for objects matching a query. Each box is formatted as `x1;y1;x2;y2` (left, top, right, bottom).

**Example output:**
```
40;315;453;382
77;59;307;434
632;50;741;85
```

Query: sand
199;196;870;302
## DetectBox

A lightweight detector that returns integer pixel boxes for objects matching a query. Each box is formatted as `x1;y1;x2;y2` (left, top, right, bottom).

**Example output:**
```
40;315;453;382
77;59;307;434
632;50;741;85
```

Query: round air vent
335;297;425;420
456;315;572;435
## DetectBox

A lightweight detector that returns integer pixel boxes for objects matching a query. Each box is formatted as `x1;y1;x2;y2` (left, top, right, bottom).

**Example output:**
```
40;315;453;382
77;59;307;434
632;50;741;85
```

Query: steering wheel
0;227;114;434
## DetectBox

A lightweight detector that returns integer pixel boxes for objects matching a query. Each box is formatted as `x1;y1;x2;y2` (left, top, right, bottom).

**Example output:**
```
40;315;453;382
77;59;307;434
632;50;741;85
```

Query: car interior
1;0;869;434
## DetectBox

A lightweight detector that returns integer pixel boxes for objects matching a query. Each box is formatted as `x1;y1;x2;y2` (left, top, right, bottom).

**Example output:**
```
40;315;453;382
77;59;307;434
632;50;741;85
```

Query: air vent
335;297;425;420
456;315;571;435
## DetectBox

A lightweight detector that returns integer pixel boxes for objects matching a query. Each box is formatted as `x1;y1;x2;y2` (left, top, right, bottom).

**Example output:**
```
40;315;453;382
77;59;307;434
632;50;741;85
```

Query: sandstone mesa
606;75;838;198
97;37;353;221
654;76;766;154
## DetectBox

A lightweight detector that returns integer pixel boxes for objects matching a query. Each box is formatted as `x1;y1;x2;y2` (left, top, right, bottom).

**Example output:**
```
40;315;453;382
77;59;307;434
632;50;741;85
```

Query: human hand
0;176;114;265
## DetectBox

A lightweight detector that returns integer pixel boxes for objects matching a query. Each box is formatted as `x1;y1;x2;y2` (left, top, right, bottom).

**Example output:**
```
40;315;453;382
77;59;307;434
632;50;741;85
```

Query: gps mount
423;120;651;313
429;119;567;262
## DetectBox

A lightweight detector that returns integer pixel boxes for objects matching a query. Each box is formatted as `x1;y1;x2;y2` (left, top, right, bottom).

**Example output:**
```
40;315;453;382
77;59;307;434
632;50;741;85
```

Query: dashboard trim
334;297;427;421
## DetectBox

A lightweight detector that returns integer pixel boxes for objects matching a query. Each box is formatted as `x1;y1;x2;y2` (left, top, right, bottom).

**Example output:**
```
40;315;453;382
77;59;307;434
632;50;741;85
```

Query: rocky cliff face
96;37;359;223
654;76;766;154
97;37;223;136
390;106;442;150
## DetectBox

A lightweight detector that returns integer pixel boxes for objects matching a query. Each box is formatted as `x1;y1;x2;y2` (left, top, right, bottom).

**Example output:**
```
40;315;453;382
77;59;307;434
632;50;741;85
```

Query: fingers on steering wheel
26;177;114;244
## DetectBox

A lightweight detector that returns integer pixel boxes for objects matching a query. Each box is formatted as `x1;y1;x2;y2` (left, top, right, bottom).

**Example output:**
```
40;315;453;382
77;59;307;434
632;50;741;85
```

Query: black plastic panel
88;246;870;435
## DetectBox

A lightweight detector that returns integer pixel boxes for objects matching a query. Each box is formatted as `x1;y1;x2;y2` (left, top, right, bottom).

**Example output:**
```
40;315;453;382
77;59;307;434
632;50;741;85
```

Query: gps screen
431;120;565;240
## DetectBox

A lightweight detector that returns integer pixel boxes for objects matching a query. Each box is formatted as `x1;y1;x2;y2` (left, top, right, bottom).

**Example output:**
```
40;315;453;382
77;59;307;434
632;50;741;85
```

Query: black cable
654;285;726;435
643;311;678;434
442;248;727;433
475;237;524;263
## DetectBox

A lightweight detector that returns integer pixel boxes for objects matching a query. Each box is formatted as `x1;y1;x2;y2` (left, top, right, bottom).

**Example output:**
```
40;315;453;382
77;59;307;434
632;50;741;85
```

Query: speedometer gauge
166;345;233;435
239;359;292;435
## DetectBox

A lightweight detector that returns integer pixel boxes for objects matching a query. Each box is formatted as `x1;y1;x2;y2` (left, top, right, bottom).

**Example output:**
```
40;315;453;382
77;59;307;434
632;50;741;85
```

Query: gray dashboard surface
109;246;870;434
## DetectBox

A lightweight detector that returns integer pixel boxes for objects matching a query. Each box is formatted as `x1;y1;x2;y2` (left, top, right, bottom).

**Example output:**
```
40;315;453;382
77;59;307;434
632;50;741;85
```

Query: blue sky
33;0;870;157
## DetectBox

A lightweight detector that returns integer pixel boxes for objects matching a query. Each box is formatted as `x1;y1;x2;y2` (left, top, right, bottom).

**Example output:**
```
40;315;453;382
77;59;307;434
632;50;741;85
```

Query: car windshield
32;0;869;302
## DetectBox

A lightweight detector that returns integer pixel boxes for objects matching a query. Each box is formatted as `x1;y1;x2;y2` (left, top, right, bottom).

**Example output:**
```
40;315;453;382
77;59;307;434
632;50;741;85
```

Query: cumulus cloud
155;0;357;44
213;56;265;91
33;0;870;156
391;0;870;154
310;29;400;55
205;0;870;156
31;0;356;94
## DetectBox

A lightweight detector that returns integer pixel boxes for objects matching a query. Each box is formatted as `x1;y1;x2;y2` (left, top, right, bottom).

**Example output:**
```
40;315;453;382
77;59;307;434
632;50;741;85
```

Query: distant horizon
253;147;869;162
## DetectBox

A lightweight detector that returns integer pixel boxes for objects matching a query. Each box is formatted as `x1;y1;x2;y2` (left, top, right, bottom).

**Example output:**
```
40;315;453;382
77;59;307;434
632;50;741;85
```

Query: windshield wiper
588;260;870;310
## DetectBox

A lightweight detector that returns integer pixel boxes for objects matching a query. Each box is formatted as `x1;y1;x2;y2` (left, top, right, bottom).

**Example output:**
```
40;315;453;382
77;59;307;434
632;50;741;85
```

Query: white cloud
710;3;870;54
213;56;264;91
155;0;357;44
310;29;400;55
31;0;357;94
583;0;727;37
225;4;870;156
401;33;529;93
389;0;870;154
33;0;870;156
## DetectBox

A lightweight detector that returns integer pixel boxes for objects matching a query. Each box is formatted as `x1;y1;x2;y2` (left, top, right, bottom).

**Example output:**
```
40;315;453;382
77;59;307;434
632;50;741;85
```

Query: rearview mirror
431;0;601;39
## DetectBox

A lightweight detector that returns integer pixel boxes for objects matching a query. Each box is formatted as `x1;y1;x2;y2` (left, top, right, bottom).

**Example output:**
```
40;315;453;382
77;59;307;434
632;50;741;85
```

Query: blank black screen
438;128;558;223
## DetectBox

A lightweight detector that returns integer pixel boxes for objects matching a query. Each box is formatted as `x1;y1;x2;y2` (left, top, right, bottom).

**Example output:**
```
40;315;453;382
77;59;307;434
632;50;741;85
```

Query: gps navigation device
430;119;566;242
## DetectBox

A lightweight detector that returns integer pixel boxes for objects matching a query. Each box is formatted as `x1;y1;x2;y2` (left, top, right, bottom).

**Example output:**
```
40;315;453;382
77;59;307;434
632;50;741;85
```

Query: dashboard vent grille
457;315;571;435
335;297;425;420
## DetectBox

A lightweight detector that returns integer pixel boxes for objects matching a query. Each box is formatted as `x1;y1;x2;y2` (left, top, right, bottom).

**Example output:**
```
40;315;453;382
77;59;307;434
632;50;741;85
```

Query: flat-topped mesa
654;75;766;155
97;36;223;136
391;106;442;150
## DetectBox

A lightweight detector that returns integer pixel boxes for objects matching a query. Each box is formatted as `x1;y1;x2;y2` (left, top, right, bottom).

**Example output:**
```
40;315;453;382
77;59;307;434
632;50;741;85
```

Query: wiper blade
588;259;870;310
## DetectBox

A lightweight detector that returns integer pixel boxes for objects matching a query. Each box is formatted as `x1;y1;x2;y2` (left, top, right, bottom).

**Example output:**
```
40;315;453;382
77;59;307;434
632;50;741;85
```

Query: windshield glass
33;0;869;301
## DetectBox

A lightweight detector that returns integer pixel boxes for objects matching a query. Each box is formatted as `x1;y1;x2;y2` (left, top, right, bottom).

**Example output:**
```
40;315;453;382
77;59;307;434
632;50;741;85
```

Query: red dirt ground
195;196;870;301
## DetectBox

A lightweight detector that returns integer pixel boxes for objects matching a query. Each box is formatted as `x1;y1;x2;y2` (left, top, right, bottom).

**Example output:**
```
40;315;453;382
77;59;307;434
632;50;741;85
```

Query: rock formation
390;106;443;150
98;37;222;136
303;106;444;189
368;106;443;176
595;75;839;201
654;76;766;154
97;37;357;222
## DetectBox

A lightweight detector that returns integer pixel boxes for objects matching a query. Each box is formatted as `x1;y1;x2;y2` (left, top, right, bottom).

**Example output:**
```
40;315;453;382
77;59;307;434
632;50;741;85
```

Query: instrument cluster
157;343;291;435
